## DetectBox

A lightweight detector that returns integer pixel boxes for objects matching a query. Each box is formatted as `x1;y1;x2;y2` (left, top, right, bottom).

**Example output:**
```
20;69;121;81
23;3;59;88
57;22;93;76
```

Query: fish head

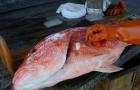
13;63;49;90
13;30;72;90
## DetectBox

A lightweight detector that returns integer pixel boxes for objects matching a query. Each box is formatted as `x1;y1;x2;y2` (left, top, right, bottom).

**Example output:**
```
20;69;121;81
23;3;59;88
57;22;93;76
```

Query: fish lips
13;63;49;90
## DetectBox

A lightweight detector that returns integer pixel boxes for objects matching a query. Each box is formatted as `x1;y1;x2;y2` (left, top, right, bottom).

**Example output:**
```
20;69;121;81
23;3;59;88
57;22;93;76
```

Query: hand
106;0;126;16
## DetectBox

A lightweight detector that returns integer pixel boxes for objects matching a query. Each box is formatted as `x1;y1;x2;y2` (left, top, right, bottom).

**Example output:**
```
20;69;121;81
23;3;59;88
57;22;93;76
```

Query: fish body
13;27;128;90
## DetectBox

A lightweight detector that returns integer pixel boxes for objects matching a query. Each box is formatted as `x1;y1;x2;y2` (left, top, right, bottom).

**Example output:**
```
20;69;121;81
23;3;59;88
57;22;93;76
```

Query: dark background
0;0;140;19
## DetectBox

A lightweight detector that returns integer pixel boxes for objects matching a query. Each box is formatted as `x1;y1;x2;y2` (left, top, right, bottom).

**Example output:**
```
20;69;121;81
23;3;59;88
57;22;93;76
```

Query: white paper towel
56;3;86;19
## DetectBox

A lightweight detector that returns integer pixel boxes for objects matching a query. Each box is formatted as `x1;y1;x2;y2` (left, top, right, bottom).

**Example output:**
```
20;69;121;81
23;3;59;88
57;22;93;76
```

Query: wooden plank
0;0;85;30
109;72;133;90
92;79;110;90
132;69;140;90
91;72;135;90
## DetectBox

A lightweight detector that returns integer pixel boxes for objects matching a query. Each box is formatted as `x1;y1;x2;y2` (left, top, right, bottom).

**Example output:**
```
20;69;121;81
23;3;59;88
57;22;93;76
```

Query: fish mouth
12;50;70;90
13;63;49;90
12;64;60;90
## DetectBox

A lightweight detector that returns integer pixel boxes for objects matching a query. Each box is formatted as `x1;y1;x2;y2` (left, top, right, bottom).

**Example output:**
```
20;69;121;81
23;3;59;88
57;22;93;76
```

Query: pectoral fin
95;65;123;73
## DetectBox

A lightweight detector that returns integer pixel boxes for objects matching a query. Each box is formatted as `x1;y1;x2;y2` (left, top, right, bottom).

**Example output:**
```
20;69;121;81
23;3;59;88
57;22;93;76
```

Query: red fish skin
13;30;72;90
13;27;128;90
27;28;128;89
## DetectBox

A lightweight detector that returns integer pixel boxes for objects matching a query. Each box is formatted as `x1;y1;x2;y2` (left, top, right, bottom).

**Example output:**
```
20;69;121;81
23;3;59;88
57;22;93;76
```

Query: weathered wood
109;72;133;90
132;69;140;90
91;68;140;90
92;79;110;90
0;9;139;90
0;0;85;30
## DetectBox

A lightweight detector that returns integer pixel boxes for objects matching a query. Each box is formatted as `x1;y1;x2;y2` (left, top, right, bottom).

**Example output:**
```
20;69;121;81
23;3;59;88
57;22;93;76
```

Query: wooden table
0;15;140;90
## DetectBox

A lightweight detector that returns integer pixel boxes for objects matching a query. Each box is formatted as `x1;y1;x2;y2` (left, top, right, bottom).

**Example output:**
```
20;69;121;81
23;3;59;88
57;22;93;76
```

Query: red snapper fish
13;27;128;90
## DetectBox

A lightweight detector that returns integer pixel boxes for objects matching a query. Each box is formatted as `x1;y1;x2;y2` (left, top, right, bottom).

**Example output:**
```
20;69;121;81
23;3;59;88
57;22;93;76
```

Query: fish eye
29;49;37;55
31;49;37;53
